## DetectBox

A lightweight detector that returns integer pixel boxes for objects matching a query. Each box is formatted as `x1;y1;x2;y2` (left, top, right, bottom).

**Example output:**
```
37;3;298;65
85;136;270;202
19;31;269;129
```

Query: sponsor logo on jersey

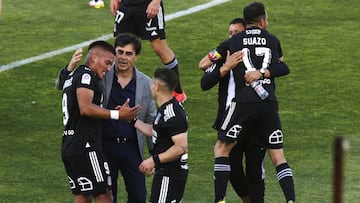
81;73;91;85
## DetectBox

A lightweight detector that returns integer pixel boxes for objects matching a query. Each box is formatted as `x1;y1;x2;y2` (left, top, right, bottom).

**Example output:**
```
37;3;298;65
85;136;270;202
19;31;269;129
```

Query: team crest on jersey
81;73;91;85
226;124;242;138
269;129;283;144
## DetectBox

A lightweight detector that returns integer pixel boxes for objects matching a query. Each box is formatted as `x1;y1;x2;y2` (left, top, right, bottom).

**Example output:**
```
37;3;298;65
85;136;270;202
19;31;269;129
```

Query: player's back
227;27;282;102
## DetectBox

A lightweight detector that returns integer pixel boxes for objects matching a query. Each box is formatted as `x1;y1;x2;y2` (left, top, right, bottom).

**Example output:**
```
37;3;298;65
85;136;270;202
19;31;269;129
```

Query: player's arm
244;61;289;84
158;132;188;163
55;48;83;90
201;50;243;90
200;63;222;90
146;0;161;19
77;87;141;121
199;55;213;70
219;50;243;77
268;60;289;77
139;132;188;174
110;0;120;16
133;119;153;137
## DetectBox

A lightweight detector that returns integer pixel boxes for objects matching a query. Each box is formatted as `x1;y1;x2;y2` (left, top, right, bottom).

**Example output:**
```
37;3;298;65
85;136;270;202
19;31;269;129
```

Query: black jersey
61;65;104;157
216;27;283;103
152;98;188;171
201;61;240;130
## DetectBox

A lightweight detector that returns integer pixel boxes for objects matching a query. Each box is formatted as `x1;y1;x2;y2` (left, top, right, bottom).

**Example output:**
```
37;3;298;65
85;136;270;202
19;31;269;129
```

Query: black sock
276;163;295;202
163;58;182;93
214;157;230;202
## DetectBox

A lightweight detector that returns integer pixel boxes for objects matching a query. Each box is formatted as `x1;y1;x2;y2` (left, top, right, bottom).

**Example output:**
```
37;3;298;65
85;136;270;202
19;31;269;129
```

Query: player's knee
269;148;286;166
214;141;235;157
151;40;174;61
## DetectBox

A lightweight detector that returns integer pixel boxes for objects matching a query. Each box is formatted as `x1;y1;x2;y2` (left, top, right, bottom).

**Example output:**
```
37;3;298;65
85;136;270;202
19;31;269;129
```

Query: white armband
110;110;119;120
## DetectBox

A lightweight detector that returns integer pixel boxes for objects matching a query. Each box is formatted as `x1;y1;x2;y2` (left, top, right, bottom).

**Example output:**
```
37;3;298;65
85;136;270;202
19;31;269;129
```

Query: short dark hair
88;40;115;55
229;18;245;26
243;2;266;24
153;68;178;92
114;33;142;55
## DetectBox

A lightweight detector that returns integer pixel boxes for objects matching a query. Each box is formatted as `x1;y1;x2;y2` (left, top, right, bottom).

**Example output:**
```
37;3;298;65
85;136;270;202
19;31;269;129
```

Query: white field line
0;0;230;73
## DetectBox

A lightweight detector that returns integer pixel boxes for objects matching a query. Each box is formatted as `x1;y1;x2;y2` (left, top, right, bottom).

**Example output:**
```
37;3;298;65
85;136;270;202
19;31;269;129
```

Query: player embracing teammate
204;2;296;203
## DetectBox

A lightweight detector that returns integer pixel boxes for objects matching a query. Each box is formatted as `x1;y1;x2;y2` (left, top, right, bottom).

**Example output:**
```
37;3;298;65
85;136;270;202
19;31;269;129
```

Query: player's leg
245;144;266;203
63;151;113;203
263;103;295;203
229;142;250;203
149;171;187;203
74;194;91;203
144;2;185;100
94;190;114;203
269;148;295;203
214;101;244;203
113;6;139;38
214;140;237;203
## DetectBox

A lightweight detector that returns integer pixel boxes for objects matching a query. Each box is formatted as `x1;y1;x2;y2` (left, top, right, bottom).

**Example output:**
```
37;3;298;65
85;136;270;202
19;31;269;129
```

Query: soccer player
211;2;295;203
133;68;188;203
60;41;140;203
110;0;187;103
200;17;268;203
57;33;157;203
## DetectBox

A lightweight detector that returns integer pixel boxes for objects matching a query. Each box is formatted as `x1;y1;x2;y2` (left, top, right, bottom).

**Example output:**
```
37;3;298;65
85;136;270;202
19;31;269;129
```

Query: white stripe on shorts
89;151;104;182
221;101;236;130
158;176;170;203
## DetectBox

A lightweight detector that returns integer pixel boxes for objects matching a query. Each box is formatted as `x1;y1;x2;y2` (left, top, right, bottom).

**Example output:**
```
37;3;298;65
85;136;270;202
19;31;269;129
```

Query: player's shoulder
161;99;186;118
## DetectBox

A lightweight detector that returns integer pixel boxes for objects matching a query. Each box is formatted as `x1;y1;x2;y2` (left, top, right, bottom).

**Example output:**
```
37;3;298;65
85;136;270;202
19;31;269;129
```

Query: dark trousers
102;138;146;203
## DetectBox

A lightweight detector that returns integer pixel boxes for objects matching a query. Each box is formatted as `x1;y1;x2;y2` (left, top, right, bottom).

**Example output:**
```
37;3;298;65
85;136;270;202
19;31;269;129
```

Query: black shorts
219;101;283;149
149;168;188;203
62;150;112;196
113;2;166;40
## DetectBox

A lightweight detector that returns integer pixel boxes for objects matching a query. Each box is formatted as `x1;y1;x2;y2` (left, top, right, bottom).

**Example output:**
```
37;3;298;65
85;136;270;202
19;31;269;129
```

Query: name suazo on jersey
215;27;289;103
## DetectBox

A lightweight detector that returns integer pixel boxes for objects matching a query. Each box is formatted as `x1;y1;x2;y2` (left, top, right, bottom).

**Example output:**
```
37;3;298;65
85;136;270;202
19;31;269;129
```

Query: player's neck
156;93;173;107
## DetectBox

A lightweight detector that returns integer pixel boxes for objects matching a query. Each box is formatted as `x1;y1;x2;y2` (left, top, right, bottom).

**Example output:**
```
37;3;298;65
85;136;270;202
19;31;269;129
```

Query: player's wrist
152;154;161;166
130;118;138;126
110;110;119;120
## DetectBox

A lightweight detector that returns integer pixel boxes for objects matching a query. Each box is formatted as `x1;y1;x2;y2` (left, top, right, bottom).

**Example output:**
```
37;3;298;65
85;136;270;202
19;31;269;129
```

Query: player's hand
146;0;160;19
67;48;83;72
244;70;262;84
115;98;141;121
139;157;155;174
223;50;243;71
110;0;121;16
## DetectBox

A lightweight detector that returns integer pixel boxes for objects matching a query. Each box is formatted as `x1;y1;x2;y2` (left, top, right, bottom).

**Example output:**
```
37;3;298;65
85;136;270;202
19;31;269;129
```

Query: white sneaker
88;0;105;8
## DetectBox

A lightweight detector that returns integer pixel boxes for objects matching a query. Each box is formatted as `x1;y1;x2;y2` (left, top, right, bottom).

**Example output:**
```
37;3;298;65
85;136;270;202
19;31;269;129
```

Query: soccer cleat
173;89;187;103
88;0;105;8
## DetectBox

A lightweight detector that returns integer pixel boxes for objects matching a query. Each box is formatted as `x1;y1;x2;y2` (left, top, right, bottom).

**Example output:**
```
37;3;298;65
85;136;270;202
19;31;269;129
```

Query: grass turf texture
0;0;359;202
